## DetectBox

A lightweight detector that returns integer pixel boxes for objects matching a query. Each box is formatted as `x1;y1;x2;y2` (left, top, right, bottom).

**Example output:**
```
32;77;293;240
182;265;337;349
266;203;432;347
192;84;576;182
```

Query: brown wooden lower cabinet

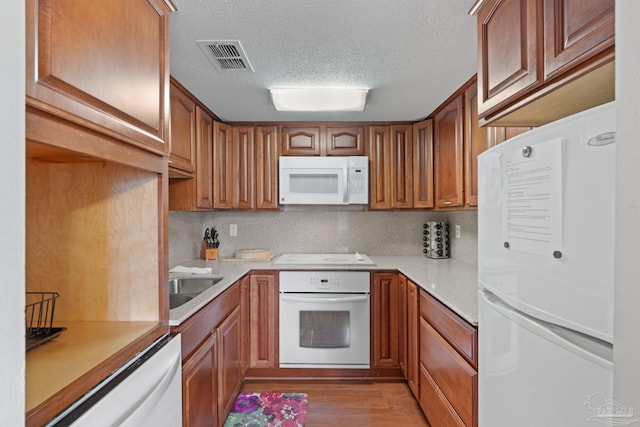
406;279;419;397
240;275;251;375
399;274;419;398
182;334;217;427
419;289;478;427
420;317;476;426
248;273;279;368
398;274;408;376
419;363;466;427
372;272;400;367
172;281;242;426
420;289;478;366
217;306;243;426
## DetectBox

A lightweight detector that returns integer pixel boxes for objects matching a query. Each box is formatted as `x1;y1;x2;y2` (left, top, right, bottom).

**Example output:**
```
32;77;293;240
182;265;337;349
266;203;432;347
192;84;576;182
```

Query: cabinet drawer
419;363;465;427
420;290;477;366
420;317;476;427
173;283;240;360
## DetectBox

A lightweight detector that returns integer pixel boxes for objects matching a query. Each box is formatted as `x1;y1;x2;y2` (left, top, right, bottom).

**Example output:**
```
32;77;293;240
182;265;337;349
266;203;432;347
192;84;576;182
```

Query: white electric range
274;253;375;369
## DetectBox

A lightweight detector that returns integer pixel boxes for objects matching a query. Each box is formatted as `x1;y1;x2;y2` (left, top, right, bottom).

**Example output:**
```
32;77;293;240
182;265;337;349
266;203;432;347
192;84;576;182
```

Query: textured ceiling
170;0;478;122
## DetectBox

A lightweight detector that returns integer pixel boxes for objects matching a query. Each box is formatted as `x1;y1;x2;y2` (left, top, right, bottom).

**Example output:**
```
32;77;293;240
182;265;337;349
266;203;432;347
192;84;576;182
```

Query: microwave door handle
281;295;369;303
343;167;349;203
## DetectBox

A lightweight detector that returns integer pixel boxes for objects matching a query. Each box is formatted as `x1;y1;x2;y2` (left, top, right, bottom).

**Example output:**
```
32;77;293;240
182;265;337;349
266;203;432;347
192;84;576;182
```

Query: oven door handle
281;295;369;303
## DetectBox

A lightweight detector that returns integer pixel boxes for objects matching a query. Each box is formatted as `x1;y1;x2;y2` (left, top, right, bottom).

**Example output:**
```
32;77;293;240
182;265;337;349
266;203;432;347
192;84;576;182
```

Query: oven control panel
310;277;340;289
279;271;370;293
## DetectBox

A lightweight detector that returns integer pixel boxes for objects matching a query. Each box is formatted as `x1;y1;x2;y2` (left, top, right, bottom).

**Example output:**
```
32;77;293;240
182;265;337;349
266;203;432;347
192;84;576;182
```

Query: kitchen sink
169;294;194;309
168;276;224;309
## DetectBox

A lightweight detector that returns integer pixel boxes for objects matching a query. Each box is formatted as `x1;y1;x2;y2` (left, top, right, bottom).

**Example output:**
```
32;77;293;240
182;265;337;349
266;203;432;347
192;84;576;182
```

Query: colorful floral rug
224;392;308;427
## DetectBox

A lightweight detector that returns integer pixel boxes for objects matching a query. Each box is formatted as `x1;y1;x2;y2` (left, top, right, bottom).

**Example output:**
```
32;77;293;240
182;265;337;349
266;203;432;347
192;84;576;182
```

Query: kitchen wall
2;0;25;424
169;209;477;267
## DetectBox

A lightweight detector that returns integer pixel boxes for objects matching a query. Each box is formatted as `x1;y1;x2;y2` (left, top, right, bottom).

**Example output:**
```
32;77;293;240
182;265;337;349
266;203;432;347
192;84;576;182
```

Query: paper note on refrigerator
502;138;563;257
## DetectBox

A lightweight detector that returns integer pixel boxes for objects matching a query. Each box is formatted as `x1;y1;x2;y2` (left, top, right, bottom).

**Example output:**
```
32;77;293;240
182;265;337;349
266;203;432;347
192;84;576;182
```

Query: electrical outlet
230;224;238;237
455;224;461;239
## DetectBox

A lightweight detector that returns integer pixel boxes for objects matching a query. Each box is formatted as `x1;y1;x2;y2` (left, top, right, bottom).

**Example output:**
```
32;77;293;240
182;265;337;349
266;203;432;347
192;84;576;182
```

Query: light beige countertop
169;256;478;327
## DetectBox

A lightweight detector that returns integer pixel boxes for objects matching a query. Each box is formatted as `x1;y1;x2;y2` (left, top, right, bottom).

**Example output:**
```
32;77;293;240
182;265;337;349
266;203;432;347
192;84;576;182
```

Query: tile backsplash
169;209;477;267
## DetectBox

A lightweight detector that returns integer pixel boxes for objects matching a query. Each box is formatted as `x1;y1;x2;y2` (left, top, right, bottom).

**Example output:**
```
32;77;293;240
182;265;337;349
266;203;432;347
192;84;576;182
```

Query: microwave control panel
348;157;368;204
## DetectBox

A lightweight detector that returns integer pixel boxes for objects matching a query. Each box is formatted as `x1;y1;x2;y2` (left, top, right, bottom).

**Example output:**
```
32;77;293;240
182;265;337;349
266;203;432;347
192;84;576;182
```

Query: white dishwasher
46;334;182;427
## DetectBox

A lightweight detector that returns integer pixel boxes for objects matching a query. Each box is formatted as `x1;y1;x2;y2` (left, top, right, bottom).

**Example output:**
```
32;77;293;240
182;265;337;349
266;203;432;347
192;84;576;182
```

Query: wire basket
25;291;66;352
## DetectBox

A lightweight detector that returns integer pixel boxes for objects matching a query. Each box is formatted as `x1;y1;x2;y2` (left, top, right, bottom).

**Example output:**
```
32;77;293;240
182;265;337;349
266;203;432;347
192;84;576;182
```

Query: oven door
279;293;370;368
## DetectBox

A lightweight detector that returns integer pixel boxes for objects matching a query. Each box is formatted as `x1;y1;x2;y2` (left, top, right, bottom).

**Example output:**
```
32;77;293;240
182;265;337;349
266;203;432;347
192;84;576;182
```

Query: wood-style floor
240;380;430;427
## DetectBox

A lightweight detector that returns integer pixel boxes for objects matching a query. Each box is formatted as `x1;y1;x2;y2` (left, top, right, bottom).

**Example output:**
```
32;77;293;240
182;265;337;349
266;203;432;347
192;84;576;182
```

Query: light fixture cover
270;87;368;112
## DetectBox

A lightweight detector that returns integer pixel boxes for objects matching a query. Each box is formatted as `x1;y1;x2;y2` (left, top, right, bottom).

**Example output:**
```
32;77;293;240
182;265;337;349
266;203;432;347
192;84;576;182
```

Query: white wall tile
169;209;478;267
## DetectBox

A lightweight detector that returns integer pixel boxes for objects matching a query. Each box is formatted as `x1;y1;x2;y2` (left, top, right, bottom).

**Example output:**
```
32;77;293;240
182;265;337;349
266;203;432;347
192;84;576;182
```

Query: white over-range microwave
279;156;368;205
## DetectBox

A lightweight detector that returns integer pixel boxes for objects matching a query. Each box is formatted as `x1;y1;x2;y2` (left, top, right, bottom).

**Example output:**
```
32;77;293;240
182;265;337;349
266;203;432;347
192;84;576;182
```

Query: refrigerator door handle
481;290;613;368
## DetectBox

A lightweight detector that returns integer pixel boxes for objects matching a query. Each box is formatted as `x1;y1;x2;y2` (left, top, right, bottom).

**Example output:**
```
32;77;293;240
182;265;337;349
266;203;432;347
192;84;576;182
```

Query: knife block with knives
200;227;220;260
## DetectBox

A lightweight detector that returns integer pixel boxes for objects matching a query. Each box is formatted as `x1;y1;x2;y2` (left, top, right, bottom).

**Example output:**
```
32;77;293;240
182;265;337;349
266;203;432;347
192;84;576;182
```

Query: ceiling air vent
197;40;254;71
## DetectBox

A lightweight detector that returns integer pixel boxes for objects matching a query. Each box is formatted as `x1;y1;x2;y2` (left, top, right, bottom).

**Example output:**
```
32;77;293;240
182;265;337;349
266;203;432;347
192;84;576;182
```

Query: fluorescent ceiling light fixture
270;87;369;112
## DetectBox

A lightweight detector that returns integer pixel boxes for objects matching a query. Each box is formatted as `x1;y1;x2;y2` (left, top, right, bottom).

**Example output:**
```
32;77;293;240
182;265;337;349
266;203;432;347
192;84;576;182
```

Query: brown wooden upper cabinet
169;110;279;211
195;107;215;210
213;121;234;209
168;105;215;211
280;125;365;156
169;82;268;212
434;94;465;209
463;80;489;208
26;0;171;154
169;79;197;177
368;126;392;209
390;125;414;208
367;125;413;210
255;127;280;210
412;119;434;209
281;126;322;155
325;126;365;155
472;0;614;126
543;0;614;80
232;126;256;210
475;0;541;120
214;125;279;211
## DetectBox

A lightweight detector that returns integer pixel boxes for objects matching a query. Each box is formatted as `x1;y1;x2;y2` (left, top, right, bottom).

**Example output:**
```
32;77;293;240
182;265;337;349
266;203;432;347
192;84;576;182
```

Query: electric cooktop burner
273;253;375;266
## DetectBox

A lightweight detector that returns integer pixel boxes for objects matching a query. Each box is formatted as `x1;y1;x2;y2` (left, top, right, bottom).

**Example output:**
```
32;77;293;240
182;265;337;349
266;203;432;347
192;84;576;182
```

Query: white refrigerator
477;102;624;426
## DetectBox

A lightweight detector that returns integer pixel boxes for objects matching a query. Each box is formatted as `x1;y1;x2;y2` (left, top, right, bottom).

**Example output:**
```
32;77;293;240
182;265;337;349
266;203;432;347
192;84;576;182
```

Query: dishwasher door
47;334;182;427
